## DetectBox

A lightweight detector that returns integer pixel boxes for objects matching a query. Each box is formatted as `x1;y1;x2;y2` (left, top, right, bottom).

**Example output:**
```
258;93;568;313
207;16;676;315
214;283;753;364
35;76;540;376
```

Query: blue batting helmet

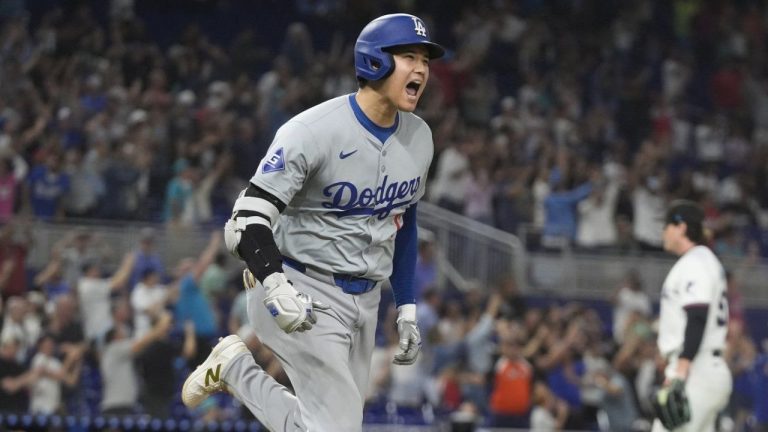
354;13;445;81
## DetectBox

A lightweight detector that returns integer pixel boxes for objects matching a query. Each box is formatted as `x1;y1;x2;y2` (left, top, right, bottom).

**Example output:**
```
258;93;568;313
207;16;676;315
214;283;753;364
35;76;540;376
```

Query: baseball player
652;200;732;431
181;13;444;431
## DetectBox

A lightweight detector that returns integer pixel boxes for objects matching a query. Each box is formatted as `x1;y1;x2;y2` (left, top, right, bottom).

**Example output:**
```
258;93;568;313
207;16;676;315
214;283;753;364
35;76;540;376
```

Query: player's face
662;222;685;253
383;45;430;112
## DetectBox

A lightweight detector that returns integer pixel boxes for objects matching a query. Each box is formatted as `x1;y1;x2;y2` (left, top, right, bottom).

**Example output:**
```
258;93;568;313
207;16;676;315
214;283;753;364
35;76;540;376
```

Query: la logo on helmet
412;17;427;37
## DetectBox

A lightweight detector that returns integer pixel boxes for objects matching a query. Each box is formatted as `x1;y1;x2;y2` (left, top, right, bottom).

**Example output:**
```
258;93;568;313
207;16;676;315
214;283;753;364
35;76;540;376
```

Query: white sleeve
250;121;321;206
677;256;715;307
130;289;151;313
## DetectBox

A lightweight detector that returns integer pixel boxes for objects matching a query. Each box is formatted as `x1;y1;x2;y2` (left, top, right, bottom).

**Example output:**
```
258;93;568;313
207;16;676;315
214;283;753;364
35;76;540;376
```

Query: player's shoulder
678;245;722;271
398;111;432;135
289;94;350;128
683;245;718;261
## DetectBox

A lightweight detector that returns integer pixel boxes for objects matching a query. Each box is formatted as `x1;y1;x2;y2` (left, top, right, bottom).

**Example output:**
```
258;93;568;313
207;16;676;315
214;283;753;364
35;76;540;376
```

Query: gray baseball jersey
231;94;435;431
250;94;433;280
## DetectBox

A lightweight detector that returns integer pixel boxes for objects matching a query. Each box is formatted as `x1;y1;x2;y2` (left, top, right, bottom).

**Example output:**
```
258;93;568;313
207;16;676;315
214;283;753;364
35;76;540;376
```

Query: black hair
683;221;706;244
105;327;117;343
141;268;158;281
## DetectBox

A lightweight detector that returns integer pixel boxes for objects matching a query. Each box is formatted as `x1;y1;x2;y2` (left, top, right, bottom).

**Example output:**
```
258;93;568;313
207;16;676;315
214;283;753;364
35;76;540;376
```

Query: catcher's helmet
354;13;445;81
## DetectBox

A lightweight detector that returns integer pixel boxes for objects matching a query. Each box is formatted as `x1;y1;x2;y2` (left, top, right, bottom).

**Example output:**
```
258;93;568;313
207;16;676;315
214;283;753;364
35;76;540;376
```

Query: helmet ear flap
355;46;394;81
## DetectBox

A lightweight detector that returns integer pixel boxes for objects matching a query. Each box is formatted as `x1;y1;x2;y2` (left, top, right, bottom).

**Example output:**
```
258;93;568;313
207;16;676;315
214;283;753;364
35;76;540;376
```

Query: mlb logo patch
263;148;285;173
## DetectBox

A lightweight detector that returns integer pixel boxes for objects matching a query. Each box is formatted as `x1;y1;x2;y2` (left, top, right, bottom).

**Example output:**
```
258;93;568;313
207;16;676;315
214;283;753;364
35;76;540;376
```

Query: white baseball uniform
222;93;433;431
653;245;732;432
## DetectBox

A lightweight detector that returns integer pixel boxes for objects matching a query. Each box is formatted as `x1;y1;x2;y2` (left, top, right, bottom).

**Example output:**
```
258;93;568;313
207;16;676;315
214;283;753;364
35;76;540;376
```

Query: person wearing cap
128;227;165;290
181;12;444;431
651;199;732;431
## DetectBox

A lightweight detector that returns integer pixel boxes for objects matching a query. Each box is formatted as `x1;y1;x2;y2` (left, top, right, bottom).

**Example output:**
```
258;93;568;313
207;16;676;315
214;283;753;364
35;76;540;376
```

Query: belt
666;349;723;361
282;256;377;295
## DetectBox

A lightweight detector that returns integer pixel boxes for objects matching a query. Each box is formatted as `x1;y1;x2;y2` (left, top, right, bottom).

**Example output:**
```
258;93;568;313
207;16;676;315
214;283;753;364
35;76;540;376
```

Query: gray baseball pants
222;265;381;431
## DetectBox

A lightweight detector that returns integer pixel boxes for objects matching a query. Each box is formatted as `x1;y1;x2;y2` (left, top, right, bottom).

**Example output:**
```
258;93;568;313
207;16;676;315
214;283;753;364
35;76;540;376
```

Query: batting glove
393;304;421;365
652;378;691;430
243;270;329;334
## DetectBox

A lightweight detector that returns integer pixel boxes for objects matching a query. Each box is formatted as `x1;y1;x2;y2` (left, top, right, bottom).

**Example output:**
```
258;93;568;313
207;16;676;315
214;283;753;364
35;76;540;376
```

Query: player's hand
652;378;691;430
393;304;421;365
243;269;329;334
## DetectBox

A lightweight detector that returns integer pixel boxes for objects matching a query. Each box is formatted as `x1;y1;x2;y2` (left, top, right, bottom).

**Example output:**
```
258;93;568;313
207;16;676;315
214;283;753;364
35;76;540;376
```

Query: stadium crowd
1;0;768;430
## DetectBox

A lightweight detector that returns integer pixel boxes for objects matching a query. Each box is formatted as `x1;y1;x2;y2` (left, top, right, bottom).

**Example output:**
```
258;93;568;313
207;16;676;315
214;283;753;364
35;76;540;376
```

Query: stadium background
1;0;768;431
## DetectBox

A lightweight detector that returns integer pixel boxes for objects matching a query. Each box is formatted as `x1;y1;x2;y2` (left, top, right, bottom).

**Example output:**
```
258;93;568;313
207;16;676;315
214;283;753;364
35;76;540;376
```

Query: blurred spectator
429;139;471;214
417;288;440;345
725;270;746;327
611;270;652;344
576;177;620;251
0;220;31;301
631;171;667;253
751;349;768;432
136;319;196;418
63;147;104;218
541;170;594;249
0;337;35;413
53;228;112;290
463;155;494;225
0;296;41;361
375;307;428;414
725;320;757;432
581;360;639;432
128;227;166;290
45;294;86;369
100;143;143;220
100;310;173;415
488;335;533;428
24;152;70;221
461;291;506;412
530;380;569;432
227;288;249;337
0;152;27;222
32;257;70;302
130;267;176;339
199;252;228;304
414;234;438;300
497;274;526;321
77;252;135;343
29;333;81;415
172;231;222;365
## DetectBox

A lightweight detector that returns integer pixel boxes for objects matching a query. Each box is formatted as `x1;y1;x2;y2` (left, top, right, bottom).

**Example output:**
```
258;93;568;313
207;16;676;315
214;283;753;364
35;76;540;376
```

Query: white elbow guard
223;191;280;259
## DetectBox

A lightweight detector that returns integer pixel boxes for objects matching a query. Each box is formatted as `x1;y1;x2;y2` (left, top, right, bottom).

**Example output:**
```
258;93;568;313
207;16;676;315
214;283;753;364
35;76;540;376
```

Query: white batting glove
243;270;329;334
393;304;421;365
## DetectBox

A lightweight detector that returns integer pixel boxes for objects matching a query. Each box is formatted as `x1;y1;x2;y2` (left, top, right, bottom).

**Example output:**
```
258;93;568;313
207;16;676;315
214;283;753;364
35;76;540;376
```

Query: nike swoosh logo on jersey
339;150;358;159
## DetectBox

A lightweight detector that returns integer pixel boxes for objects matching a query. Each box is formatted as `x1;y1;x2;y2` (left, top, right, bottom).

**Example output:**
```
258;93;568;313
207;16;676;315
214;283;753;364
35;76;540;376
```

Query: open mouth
406;81;421;97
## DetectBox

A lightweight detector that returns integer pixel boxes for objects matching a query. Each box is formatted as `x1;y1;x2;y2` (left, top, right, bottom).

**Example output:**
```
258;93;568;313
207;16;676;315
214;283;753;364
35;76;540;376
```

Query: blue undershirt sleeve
390;204;418;307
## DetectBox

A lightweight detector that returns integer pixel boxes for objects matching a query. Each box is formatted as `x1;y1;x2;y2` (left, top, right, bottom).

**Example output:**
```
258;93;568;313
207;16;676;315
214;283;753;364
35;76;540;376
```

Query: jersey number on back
716;292;728;327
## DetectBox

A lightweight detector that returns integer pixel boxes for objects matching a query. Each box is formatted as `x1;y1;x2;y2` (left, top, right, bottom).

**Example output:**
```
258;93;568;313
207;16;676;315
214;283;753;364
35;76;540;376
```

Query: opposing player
181;13;444;431
652;200;732;431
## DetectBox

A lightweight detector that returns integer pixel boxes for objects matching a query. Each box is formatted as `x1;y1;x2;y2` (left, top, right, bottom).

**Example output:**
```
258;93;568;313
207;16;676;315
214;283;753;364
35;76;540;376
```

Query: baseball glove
652;378;691;430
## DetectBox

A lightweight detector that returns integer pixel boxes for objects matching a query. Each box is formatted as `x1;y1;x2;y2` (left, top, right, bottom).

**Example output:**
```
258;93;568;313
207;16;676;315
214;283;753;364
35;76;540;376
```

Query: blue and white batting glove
243;270;329;334
393;304;421;365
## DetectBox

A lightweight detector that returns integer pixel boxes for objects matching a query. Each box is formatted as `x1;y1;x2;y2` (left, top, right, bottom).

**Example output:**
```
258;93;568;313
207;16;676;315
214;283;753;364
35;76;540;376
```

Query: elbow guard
223;184;286;282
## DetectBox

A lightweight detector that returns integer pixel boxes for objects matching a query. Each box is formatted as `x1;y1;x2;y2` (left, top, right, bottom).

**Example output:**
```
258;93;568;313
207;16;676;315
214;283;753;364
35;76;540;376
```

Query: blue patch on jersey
267;304;280;317
263;148;285;173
